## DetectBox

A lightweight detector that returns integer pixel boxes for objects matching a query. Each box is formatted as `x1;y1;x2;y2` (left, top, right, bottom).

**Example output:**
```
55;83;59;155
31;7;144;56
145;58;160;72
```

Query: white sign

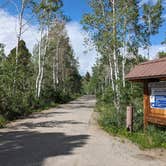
150;95;166;109
149;82;166;110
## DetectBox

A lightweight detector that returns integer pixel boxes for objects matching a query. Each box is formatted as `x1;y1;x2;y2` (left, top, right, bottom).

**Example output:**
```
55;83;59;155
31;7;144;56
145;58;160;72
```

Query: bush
96;81;165;149
0;115;6;128
97;101;166;149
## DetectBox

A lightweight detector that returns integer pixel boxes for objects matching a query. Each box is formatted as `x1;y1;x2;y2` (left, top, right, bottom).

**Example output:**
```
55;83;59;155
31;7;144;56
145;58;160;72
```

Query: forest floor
0;95;166;166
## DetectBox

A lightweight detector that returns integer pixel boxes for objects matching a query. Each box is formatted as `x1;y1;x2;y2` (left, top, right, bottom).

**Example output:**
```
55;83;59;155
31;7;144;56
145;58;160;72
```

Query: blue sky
0;0;166;75
62;0;166;45
62;0;91;22
61;0;166;61
1;0;166;45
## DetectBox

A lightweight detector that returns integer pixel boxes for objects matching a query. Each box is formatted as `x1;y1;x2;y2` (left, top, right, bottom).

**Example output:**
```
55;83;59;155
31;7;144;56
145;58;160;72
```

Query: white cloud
66;22;98;75
139;45;166;59
139;0;166;7
139;0;158;6
0;10;97;75
1;9;164;76
0;9;39;55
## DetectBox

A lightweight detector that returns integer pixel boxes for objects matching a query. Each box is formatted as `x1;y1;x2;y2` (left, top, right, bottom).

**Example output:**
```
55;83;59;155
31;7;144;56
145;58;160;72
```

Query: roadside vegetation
96;99;166;149
0;0;82;127
81;0;166;149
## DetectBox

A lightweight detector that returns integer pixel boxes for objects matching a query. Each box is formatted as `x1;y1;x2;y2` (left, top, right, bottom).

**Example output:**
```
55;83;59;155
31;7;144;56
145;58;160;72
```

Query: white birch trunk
53;55;56;89
36;28;43;97
36;26;49;98
13;0;25;93
56;41;60;85
122;18;127;87
111;0;120;118
147;12;151;60
108;55;114;91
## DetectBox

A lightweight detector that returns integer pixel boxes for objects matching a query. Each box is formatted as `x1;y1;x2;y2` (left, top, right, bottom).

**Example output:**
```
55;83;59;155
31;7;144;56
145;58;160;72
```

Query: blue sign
150;95;166;109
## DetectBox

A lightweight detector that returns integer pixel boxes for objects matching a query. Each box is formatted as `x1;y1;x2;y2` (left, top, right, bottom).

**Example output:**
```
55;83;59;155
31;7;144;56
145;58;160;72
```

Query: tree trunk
122;18;127;87
36;28;43;98
108;54;114;91
36;26;49;98
111;0;120;124
55;41;60;85
13;0;25;94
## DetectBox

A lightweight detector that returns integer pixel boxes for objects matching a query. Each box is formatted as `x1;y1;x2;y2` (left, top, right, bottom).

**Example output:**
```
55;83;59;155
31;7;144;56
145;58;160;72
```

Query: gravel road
0;95;165;166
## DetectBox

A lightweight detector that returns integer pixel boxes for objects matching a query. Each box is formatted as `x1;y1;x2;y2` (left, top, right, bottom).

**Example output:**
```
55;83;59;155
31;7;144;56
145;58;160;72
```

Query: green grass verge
96;102;166;149
100;124;166;149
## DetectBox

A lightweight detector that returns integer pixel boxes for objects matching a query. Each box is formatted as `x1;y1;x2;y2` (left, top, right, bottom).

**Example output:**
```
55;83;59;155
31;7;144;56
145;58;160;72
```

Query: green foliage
97;80;144;129
161;32;166;45
142;0;163;58
0;36;82;125
97;102;123;128
97;101;166;149
89;47;164;149
81;0;164;147
0;40;34;120
143;0;163;35
82;72;91;94
0;115;6;128
0;43;5;62
157;51;166;58
0;1;83;128
96;81;166;149
33;0;63;25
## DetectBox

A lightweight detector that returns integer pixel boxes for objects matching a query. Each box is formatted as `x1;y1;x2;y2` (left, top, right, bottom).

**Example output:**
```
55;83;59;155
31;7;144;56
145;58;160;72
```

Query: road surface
0;95;166;166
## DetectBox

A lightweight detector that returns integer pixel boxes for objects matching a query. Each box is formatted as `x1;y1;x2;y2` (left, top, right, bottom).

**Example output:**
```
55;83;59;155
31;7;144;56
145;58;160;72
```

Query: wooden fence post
126;106;133;132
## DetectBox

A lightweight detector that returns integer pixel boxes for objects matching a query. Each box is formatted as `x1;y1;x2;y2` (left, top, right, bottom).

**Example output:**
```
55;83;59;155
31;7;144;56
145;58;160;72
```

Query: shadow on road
57;104;94;109
10;120;85;129
58;95;96;109
0;131;89;166
27;111;70;119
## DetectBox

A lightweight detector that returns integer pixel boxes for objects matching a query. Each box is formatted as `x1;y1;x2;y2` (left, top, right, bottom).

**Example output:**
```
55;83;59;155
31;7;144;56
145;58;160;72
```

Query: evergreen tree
0;43;5;63
1;40;34;119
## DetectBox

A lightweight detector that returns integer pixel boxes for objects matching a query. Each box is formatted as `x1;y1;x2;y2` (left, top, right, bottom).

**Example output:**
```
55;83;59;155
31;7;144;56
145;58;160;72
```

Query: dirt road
0;96;165;166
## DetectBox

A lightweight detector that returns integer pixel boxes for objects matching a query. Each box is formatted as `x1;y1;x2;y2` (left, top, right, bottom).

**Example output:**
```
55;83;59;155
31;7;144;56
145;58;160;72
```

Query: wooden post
143;80;150;130
126;106;133;132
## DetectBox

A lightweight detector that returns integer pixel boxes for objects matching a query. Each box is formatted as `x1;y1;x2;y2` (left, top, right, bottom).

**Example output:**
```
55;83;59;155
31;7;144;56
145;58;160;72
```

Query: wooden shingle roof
126;57;166;81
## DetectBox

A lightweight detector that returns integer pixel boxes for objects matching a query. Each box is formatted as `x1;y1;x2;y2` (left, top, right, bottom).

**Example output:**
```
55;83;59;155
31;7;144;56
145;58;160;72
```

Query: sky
0;0;166;75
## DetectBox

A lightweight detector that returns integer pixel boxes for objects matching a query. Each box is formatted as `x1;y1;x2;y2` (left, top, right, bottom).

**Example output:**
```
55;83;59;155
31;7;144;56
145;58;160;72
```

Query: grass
100;124;166;149
96;102;166;149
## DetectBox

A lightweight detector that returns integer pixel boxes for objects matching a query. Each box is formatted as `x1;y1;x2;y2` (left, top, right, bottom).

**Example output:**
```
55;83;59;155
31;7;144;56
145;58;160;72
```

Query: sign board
150;94;166;109
149;82;166;110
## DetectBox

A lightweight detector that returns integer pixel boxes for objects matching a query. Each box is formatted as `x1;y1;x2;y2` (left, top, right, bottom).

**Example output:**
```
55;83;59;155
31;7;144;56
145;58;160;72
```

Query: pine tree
0;43;5;63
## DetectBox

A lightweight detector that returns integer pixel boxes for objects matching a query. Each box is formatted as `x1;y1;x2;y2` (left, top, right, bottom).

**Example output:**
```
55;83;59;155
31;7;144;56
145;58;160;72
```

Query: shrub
97;101;166;149
0;115;6;128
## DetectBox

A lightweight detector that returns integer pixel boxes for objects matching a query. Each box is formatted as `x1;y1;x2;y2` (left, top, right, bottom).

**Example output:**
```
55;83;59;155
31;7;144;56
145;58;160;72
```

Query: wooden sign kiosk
126;57;166;128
